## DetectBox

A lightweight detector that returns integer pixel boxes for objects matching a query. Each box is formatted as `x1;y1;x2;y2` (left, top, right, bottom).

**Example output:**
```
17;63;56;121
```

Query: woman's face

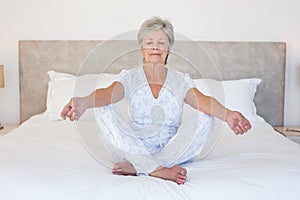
141;29;169;65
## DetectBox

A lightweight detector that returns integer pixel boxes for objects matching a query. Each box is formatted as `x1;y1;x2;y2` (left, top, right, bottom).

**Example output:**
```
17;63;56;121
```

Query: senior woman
60;17;251;184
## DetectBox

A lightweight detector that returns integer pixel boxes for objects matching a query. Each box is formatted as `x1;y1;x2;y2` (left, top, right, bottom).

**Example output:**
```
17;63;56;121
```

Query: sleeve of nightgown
114;69;130;100
183;73;197;98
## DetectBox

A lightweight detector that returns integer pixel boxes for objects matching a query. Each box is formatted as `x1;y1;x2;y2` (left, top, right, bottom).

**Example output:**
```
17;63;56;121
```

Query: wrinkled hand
60;97;87;121
226;111;251;135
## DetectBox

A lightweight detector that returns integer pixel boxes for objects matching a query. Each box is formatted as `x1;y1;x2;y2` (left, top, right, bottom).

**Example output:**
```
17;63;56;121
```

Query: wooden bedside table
274;127;300;145
0;124;18;136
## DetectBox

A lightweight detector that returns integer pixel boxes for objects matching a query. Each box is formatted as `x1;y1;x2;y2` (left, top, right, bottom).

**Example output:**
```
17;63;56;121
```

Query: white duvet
1;114;300;200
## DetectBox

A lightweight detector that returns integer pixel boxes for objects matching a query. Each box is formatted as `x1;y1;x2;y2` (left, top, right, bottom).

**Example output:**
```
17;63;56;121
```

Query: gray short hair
137;17;174;49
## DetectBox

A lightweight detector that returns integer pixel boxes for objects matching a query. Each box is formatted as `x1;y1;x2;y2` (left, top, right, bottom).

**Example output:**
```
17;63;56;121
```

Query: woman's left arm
184;88;251;135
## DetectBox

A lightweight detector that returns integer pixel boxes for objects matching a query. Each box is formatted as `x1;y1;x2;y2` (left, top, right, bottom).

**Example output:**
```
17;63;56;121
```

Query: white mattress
1;114;300;200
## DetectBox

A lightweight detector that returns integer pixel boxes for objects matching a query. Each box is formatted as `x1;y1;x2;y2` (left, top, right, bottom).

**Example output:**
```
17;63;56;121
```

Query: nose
151;46;159;50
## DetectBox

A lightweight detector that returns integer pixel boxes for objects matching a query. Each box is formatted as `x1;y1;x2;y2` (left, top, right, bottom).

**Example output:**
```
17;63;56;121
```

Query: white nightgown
96;66;213;174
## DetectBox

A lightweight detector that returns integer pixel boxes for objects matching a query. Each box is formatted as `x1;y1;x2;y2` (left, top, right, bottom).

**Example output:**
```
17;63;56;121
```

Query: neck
143;63;167;84
143;63;166;73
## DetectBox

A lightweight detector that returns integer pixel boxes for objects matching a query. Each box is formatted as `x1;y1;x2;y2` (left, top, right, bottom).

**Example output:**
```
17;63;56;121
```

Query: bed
0;40;300;200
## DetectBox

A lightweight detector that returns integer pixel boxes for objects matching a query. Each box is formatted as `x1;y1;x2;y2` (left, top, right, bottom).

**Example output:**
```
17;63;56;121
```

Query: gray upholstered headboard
19;40;286;126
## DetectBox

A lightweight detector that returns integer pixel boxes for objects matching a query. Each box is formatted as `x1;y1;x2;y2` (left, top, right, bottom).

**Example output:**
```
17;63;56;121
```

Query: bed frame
19;40;286;126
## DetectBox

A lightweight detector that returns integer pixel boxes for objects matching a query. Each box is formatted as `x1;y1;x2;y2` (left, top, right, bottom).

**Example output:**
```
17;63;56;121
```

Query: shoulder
115;66;144;95
117;66;141;79
119;66;141;76
167;67;192;81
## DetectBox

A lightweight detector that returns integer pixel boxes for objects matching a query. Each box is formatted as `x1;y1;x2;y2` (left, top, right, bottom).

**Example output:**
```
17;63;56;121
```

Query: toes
178;173;186;179
112;161;137;176
149;166;188;184
176;176;186;184
112;168;122;174
180;169;187;176
177;173;187;184
172;166;187;184
113;163;120;169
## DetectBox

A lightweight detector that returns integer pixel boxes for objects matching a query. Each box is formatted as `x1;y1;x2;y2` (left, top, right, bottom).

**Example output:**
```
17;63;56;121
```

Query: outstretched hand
60;97;88;121
226;111;251;135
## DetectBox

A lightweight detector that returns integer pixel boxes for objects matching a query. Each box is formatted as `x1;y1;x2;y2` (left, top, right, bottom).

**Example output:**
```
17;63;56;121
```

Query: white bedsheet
1;114;300;200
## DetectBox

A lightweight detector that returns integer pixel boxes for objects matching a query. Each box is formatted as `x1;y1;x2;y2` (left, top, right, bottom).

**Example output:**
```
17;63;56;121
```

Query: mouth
150;53;161;56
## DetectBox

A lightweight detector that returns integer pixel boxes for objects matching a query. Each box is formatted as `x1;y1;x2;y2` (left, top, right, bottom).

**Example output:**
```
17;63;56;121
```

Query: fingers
229;111;252;135
233;125;244;135
60;98;80;121
67;107;79;121
60;109;67;120
238;121;248;133
60;103;71;120
233;119;251;135
242;119;251;130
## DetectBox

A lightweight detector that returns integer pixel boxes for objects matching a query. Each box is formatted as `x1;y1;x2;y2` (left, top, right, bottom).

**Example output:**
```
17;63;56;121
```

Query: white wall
0;0;299;126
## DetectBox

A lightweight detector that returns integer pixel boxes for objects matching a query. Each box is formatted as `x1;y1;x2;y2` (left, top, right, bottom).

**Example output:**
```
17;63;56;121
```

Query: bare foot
150;165;187;184
112;160;137;176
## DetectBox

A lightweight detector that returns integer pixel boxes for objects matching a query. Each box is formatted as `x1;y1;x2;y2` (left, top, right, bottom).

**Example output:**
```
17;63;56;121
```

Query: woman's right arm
60;81;124;121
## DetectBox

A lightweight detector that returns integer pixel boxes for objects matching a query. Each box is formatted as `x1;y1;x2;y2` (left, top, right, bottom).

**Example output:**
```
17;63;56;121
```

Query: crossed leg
112;160;137;176
112;160;187;184
150;165;187;185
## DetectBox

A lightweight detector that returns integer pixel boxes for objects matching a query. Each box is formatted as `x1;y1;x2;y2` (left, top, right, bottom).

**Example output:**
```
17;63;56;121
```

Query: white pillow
45;71;262;122
45;71;117;121
193;78;263;122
